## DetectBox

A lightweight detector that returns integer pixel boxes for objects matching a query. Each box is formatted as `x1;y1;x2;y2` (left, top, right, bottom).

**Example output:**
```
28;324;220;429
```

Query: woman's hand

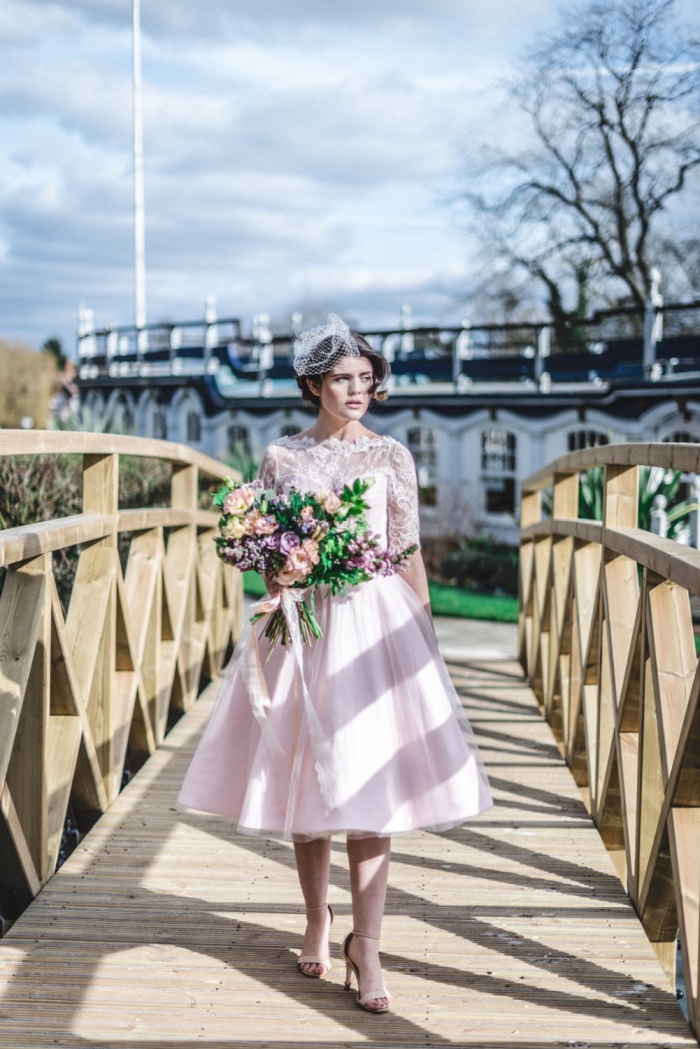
400;550;432;618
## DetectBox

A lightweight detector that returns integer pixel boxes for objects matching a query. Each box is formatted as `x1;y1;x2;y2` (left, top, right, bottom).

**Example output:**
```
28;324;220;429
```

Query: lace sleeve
387;441;421;553
256;444;278;490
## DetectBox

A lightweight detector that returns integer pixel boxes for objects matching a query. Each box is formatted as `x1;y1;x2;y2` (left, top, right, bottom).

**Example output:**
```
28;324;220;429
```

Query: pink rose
321;490;343;514
301;538;320;565
242;510;261;535
223;485;256;516
300;505;314;519
285;547;313;577
254;515;278;536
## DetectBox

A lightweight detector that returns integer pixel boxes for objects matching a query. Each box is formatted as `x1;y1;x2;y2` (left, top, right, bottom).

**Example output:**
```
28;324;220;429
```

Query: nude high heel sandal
297;904;334;978
341;931;392;1013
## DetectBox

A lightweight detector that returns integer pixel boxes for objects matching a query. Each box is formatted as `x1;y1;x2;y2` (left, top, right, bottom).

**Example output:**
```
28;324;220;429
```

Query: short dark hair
296;332;390;407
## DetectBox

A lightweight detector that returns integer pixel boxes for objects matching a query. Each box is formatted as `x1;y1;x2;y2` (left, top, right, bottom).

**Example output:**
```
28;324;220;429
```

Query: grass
428;581;519;622
242;571;519;622
243;571;269;598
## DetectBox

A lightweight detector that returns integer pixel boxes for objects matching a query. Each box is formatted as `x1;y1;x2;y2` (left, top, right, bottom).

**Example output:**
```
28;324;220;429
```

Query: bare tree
464;0;700;345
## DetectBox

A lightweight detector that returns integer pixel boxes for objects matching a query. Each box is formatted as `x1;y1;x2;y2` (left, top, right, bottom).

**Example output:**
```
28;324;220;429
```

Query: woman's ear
307;377;322;399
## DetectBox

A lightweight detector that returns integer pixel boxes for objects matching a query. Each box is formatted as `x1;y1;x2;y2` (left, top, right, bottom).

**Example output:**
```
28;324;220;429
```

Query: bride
178;314;492;1013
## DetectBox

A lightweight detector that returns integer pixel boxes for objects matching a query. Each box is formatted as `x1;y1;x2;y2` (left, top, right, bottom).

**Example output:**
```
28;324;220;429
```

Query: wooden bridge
0;433;698;1046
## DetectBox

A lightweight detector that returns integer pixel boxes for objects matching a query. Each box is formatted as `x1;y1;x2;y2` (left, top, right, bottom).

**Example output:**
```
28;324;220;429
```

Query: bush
0;453;173;612
0;340;59;429
440;537;519;596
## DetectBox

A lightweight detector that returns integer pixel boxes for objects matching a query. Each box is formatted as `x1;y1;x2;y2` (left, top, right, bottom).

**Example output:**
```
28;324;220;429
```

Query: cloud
16;0;554;41
6;0;695;349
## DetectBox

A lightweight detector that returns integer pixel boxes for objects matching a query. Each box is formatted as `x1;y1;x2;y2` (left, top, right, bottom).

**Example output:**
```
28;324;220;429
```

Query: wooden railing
520;443;700;1034
0;432;242;928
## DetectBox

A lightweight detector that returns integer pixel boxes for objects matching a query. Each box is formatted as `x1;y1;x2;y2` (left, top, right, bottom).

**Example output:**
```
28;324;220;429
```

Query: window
280;423;301;437
664;431;699;444
567;429;608;452
122;404;134;433
481;429;517;514
407;427;437;506
481;429;516;473
484;477;516;515
152;406;167;440
227;425;251;455
187;410;201;443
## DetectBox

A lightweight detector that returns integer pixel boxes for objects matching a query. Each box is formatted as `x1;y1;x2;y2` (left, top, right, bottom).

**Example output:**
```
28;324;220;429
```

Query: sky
1;0;698;354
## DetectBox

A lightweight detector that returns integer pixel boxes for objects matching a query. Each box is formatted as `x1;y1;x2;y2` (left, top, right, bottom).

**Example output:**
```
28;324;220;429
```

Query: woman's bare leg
346;835;391;1010
294;837;332;976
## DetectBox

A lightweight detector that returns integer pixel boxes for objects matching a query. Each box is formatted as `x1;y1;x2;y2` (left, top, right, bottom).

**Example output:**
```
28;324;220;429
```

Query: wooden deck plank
0;630;695;1047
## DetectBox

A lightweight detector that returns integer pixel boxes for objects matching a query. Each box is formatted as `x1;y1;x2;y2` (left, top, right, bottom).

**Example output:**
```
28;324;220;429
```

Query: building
75;306;700;547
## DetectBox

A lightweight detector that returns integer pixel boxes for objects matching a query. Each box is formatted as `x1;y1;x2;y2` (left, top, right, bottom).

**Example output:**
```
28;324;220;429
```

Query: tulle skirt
177;575;492;839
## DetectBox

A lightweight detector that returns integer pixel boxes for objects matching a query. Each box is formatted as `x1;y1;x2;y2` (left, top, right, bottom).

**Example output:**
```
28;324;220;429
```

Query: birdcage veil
292;313;360;376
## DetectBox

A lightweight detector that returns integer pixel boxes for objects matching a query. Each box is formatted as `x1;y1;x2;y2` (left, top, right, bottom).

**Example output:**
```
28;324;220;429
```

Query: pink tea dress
178;434;492;838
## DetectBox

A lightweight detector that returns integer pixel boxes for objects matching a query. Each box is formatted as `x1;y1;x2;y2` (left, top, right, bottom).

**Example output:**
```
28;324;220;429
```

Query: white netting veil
292;313;360;376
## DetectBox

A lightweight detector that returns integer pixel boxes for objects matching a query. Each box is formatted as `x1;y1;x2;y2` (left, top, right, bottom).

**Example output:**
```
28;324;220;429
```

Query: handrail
0;432;242;931
519;441;700;1037
521;441;700;493
0;430;230;480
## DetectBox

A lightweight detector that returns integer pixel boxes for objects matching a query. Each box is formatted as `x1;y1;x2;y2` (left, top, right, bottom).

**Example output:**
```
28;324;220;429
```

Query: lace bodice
257;434;420;554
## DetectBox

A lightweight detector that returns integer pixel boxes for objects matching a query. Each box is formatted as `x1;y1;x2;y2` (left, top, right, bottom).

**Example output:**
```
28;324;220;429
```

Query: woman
178;314;492;1014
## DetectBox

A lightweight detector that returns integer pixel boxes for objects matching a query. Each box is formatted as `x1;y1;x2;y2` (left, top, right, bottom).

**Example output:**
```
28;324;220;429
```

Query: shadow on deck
0;622;694;1047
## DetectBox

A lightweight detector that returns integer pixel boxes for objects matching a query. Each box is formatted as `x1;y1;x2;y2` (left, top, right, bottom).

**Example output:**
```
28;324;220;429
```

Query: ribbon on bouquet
245;589;341;814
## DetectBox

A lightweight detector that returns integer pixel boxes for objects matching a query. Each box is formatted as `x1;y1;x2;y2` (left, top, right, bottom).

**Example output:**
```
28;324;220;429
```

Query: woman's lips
346;401;362;408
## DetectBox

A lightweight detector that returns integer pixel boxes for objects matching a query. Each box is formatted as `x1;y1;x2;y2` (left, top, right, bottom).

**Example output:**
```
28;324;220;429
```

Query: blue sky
1;0;698;354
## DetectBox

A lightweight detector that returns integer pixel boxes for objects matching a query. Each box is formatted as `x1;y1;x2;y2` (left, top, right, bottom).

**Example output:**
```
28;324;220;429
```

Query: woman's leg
294;836;332;975
346;835;391;1010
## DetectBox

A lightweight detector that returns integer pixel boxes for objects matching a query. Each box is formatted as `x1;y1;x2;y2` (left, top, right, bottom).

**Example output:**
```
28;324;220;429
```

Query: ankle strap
305;903;329;912
352;929;380;940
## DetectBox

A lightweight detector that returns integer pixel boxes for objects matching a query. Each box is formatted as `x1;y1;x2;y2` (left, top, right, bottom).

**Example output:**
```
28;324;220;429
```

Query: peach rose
276;568;305;586
301;538;320;565
254;515;278;536
321;490;343;514
242;510;261;535
284;547;313;577
300;505;315;519
223;485;256;516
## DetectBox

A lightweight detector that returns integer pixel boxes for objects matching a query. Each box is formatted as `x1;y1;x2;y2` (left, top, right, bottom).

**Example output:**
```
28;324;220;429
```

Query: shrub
0;453;173;612
440;537;519;596
0;340;58;429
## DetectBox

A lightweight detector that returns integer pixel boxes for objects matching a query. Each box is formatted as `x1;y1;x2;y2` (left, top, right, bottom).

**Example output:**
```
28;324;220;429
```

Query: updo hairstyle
296;332;390;407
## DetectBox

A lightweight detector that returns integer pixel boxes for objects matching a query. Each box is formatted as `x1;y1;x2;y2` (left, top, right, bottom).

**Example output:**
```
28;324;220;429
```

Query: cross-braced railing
0;432;242;929
520;443;700;1035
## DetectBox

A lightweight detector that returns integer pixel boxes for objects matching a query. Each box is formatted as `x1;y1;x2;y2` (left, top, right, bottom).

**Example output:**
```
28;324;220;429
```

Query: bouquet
213;476;416;648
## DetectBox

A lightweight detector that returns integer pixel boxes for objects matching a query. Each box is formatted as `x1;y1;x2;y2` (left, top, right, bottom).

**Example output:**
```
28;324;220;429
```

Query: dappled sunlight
0;647;692;1045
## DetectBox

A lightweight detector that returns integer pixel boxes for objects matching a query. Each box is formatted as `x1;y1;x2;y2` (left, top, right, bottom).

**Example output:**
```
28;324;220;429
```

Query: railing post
604;463;639;532
552;472;578;520
520;490;541;528
595;464;642;910
1;554;51;911
69;454;119;802
168;463;200;719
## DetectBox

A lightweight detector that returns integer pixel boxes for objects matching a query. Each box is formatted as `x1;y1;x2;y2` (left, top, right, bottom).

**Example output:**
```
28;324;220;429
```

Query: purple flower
279;532;301;556
265;533;282;551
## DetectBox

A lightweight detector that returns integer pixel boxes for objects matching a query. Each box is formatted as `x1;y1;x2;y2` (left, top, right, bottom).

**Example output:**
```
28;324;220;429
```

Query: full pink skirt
178;575;492;838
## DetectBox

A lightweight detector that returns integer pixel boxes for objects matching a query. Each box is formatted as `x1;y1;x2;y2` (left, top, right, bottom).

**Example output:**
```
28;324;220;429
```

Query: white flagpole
133;0;147;333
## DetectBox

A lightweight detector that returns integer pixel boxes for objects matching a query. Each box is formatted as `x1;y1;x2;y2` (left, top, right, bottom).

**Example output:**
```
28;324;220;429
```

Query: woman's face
310;355;374;422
